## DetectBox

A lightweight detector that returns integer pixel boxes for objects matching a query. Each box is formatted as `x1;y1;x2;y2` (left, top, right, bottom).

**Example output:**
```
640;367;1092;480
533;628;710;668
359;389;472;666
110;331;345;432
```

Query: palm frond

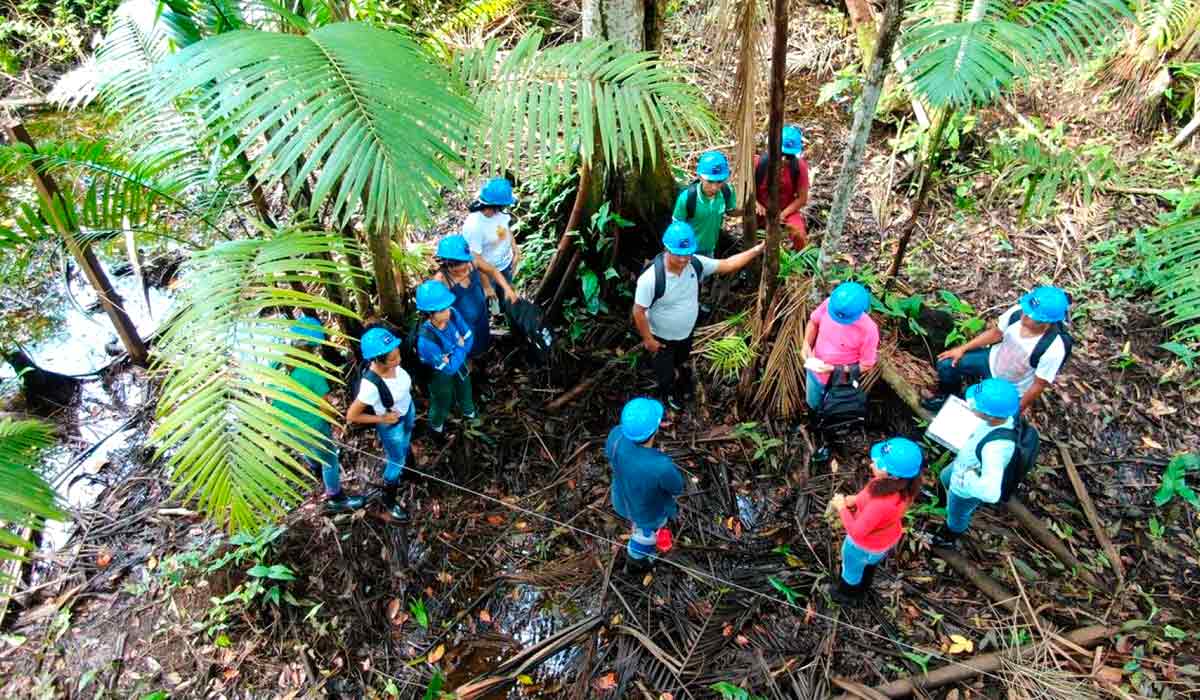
151;229;363;532
453;29;718;173
1139;0;1200;53
425;0;524;56
1144;213;1200;341
901;0;1128;108
153;22;476;231
0;419;63;565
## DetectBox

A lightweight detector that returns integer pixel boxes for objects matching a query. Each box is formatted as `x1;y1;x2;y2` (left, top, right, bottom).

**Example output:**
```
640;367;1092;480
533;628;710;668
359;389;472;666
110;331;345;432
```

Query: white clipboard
925;395;986;453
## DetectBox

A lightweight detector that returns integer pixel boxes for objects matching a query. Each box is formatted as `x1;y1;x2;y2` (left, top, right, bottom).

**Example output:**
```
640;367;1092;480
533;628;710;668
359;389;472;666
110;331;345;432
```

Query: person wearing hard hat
632;222;765;411
462;177;522;289
753;124;810;249
414;280;477;437
932;378;1021;549
433;234;515;361
829;437;924;605
605;397;684;575
346;327;416;522
801;281;881;409
673;151;743;258
272;317;365;514
923;286;1073;416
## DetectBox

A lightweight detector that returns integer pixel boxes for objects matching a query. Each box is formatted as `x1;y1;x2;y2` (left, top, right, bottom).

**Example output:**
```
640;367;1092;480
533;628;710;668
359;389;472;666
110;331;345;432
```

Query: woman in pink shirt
830;437;923;605
801;282;880;409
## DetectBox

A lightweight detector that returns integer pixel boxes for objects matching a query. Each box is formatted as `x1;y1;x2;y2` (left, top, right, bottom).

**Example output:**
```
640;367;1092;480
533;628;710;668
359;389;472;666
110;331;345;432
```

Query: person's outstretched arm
715;242;765;275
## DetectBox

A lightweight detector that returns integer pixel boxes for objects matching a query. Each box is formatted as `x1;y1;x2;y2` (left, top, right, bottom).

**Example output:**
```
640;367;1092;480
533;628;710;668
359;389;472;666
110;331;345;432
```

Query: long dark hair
867;473;922;502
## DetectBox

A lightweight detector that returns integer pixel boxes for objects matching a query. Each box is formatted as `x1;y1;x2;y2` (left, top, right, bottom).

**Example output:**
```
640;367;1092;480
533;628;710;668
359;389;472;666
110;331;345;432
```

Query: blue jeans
941;465;983;534
841;536;888;585
935;348;991;397
300;431;342;496
806;369;824;409
627;515;668;560
377;409;416;486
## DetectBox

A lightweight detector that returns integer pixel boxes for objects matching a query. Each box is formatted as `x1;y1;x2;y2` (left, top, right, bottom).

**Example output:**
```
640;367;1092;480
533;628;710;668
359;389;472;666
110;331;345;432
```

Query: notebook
925;395;986;453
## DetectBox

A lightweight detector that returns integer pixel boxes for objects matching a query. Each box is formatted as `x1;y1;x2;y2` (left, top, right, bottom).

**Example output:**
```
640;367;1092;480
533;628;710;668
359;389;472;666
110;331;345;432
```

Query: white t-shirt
948;416;1017;504
987;306;1066;394
633;256;719;340
355;368;413;418
462;211;515;272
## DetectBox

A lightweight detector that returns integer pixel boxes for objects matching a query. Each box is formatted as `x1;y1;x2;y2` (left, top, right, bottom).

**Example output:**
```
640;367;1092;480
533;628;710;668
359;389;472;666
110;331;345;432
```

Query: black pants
652;335;694;401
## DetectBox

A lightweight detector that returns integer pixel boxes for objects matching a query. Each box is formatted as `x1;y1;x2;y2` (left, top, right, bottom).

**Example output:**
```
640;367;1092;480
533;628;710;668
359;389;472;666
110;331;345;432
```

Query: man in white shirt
632;222;764;411
932;378;1021;549
923;286;1071;416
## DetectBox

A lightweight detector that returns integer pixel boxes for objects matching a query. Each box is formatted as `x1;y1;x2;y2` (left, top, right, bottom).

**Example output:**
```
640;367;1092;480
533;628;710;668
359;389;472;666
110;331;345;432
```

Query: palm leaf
1138;0;1200;53
1144;213;1200;341
151;229;364;532
0;419;63;566
152;22;477;232
453;29;718;173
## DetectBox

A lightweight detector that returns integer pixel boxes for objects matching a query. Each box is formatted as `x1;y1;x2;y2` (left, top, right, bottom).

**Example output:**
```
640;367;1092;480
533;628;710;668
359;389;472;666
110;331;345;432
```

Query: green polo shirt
672;184;736;255
272;365;332;435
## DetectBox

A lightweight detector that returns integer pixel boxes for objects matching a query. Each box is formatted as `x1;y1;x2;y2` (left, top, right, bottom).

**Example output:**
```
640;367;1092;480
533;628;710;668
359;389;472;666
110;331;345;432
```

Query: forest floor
3;3;1200;699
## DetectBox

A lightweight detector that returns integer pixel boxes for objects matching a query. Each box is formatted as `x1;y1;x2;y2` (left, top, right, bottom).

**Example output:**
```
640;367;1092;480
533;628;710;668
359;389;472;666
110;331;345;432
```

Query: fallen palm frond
753;277;812;418
0;418;63;568
703;334;757;383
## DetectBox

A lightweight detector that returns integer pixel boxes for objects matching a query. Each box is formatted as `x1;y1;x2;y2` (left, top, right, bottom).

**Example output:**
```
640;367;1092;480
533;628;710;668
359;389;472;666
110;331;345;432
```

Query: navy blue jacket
605;427;684;527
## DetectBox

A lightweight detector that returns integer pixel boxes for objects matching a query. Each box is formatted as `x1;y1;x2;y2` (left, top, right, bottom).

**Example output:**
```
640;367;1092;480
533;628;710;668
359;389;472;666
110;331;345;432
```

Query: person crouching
829;437;924;605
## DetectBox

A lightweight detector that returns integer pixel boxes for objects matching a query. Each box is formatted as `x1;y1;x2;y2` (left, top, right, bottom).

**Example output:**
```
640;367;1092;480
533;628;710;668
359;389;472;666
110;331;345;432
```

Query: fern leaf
0;419;63;567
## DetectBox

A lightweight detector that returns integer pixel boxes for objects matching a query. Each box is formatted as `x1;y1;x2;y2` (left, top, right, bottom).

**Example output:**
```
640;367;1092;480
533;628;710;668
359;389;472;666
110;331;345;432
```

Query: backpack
754;153;802;191
641;253;706;307
354;369;395;416
504;298;554;366
1003;311;1073;368
400;320;438;392
975;418;1040;503
817;365;868;432
682;180;734;220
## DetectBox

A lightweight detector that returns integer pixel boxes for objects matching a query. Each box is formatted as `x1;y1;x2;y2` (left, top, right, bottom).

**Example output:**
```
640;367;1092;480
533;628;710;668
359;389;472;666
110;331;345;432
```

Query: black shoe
860;564;878;591
325;493;365;514
931;525;961;549
829;577;864;606
920;395;948;412
811;446;832;468
388;503;410;522
624;555;654;577
666;395;684;412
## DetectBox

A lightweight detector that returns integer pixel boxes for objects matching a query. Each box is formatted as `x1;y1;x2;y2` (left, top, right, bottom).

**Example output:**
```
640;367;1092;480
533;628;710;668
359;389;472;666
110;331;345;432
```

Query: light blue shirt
949;417;1016;503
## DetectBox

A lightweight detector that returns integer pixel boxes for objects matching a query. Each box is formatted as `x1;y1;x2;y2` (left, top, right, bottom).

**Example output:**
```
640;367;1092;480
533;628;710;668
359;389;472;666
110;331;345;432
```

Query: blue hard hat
966;378;1021;419
1019;285;1069;323
781;125;804;155
620;397;664;443
416;280;455;313
870;437;923;479
436;234;473;262
291;315;325;343
662;221;698;256
828;282;871;324
478;177;514;207
696;151;730;182
361;327;401;361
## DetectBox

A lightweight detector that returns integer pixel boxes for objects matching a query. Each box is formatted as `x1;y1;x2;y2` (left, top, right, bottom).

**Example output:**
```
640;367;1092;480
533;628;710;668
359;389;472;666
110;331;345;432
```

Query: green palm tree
0;418;62;571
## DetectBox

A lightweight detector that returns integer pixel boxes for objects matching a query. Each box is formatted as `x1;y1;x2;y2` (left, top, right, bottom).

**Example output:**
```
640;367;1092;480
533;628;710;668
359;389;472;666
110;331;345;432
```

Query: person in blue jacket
605;397;685;575
432;234;515;361
932;378;1021;549
414;280;477;435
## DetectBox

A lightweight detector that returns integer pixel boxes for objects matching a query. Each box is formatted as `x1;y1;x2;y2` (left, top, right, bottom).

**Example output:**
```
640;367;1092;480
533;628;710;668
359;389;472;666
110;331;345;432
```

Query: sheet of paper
804;357;832;373
925;395;986;453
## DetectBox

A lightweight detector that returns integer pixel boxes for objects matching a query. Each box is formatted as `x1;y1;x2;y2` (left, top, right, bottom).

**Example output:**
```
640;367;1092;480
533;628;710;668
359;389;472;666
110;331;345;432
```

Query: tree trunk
3;120;149;367
844;0;878;63
819;0;905;278
367;226;403;323
757;0;788;313
883;107;951;291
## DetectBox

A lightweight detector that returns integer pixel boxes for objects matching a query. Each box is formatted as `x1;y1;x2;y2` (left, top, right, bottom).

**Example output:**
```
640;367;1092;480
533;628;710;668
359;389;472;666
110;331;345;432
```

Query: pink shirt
810;299;880;384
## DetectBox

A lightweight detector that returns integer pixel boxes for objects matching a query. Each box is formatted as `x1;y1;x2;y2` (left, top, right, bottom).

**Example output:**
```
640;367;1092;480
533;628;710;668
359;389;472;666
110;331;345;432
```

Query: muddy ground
3;2;1200;699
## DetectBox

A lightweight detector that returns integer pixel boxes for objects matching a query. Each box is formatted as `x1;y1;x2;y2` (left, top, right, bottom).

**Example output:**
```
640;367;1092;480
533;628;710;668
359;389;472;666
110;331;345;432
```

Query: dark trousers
935;348;992;396
652;335;694;401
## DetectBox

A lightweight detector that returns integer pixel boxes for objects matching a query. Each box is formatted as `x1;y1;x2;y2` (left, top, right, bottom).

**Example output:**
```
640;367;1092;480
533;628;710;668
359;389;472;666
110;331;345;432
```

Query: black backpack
1003;311;1073;368
754;153;802;191
681;180;734;220
975;418;1040;503
400;320;440;392
504;298;554;366
817;365;868;431
641;253;706;307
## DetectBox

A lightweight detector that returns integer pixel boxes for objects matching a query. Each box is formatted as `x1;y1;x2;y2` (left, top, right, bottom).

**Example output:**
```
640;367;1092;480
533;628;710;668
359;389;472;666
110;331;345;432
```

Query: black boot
931;524;961;549
325;492;365;514
624;554;654;578
920;394;948;412
829;576;863;606
860;564;878;592
381;484;408;522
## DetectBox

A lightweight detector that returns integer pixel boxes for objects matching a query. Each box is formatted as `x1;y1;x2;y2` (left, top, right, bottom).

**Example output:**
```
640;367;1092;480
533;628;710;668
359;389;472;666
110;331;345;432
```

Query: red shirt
755;154;810;208
839;480;912;552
